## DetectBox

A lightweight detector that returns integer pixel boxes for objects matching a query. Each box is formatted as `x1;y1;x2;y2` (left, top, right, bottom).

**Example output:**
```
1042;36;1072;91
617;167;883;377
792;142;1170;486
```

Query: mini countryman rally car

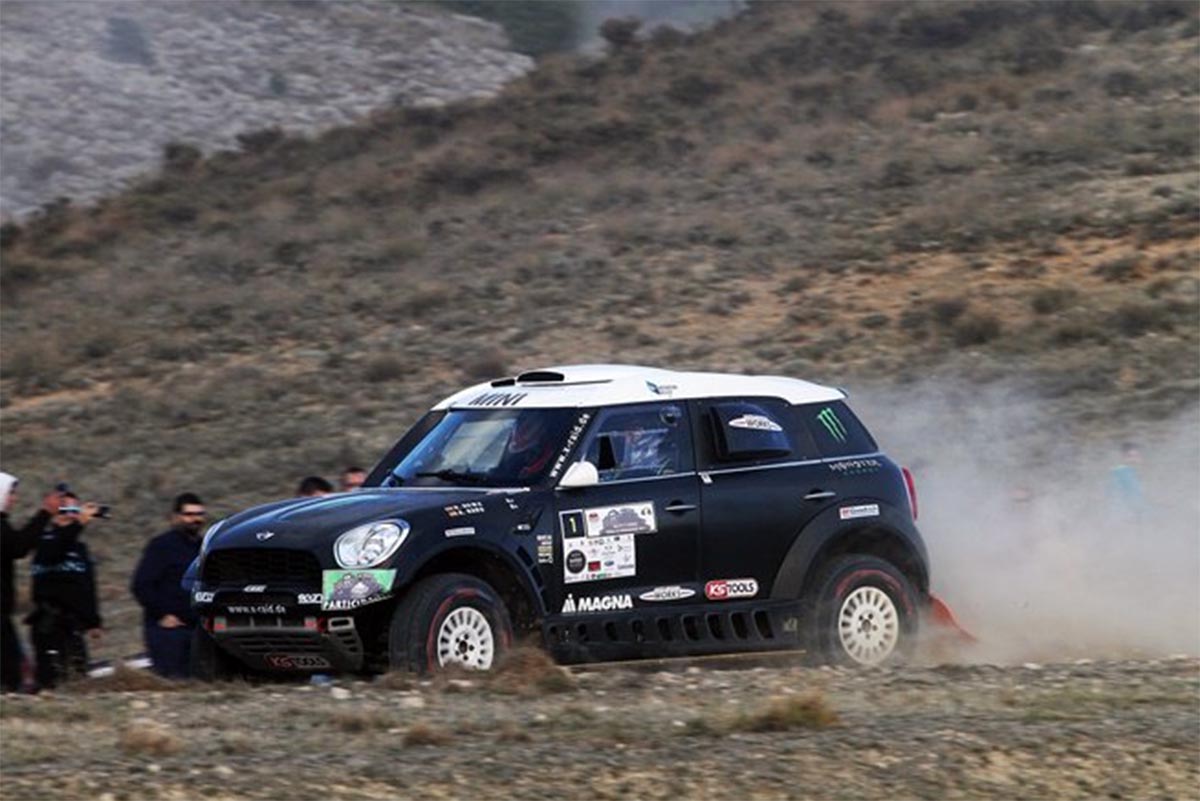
187;365;943;678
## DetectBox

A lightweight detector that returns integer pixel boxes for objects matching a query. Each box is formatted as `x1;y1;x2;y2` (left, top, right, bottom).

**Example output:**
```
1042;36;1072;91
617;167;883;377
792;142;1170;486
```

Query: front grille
202;548;321;586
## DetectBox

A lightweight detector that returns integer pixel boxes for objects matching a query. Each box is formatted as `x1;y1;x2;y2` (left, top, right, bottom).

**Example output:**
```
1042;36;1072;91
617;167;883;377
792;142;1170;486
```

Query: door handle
803;490;837;501
665;502;697;513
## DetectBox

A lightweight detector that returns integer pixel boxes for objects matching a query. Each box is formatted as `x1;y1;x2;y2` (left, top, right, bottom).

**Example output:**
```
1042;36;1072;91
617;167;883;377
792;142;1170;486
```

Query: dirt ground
1;654;1196;801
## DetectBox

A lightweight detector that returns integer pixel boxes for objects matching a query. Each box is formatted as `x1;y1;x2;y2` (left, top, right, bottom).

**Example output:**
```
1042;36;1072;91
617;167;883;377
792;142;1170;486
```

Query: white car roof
433;364;846;410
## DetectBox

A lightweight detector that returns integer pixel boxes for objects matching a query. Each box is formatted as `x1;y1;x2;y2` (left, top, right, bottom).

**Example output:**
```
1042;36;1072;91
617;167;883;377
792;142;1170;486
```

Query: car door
552;401;701;613
692;397;830;600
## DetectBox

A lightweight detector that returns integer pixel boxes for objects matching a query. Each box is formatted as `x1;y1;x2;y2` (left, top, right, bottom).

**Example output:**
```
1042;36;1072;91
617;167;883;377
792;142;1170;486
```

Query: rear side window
698;397;818;466
800;401;877;457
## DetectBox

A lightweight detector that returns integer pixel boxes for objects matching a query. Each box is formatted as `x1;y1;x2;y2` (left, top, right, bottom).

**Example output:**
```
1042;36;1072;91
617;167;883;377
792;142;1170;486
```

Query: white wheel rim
837;585;900;666
436;607;495;670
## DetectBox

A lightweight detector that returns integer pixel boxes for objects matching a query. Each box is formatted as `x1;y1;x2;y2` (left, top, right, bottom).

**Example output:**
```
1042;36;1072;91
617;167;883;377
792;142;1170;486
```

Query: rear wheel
388;573;513;675
190;626;243;681
808;554;918;667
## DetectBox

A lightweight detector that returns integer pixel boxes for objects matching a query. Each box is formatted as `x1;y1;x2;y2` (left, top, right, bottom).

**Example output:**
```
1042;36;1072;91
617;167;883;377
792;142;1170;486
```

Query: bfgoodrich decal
839;504;880;520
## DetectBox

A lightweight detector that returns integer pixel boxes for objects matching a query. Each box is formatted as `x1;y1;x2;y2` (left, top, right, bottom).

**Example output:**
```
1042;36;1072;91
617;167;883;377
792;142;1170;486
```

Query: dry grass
65;665;188;695
403;722;453;747
483;646;578;696
332;709;397;733
733;693;840;732
119;719;185;756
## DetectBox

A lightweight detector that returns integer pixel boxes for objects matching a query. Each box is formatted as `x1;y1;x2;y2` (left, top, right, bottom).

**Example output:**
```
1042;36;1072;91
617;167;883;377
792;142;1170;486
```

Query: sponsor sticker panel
839;504;880;520
704;578;759;601
561;593;633;614
563;533;636;584
321;569;396;611
584;501;657;537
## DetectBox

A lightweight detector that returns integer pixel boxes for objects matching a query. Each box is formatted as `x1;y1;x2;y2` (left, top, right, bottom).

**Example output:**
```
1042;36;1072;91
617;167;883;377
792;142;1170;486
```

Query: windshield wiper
414;469;489;485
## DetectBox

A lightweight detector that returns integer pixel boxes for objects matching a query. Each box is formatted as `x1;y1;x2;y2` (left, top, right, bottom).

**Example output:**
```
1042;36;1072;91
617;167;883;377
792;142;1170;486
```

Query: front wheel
388;573;513;675
808;554;918;667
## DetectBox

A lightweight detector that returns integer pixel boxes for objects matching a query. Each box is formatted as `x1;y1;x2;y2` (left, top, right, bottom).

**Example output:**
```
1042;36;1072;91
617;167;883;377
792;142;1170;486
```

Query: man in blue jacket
131;493;206;678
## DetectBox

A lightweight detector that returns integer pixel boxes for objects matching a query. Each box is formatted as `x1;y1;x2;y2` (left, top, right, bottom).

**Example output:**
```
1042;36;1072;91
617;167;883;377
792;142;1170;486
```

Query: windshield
386;408;578;488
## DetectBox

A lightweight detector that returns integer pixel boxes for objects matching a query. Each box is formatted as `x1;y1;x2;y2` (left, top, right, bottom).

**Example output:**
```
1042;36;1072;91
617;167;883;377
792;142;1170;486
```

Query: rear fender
770;502;929;600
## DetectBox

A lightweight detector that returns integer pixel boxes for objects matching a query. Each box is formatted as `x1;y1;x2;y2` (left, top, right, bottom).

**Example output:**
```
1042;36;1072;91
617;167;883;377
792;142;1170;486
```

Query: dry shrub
375;671;415;691
120;719;184;756
734;693;840;732
484;646;577;696
67;665;185;694
403;722;452;747
332;709;396;733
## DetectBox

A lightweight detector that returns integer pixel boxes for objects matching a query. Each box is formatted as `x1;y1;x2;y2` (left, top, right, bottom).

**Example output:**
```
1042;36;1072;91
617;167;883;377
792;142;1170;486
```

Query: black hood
208;488;511;553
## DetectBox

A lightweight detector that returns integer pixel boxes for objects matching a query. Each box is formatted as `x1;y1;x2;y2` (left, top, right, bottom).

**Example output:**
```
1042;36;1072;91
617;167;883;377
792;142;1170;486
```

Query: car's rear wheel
388;573;512;674
190;626;243;681
808;554;918;667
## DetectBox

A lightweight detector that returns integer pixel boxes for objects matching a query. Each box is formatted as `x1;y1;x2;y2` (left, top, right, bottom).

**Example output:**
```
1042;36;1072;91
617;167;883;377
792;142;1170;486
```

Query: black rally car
188;365;935;677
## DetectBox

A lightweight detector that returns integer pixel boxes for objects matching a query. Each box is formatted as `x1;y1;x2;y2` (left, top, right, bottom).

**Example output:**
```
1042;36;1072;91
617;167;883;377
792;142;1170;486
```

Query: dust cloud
855;382;1200;663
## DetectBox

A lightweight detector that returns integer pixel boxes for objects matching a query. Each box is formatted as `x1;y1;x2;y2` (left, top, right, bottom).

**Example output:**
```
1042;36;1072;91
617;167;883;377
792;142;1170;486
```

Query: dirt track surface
1;656;1197;800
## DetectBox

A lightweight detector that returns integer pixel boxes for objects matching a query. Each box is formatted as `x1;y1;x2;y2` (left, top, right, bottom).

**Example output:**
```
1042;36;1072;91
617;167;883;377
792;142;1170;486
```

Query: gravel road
1;655;1196;800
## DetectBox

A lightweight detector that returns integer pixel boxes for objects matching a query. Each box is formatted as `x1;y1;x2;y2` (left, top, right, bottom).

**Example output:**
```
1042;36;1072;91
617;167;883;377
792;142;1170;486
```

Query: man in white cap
1;474;57;693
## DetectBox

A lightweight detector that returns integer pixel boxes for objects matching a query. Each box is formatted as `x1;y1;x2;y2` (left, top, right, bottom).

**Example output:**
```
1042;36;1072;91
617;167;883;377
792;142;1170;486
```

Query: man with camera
27;488;105;690
131;493;206;678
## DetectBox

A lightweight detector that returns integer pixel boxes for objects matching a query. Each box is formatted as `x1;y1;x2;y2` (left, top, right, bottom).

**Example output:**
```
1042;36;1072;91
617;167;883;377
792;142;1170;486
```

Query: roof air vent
490;377;516;387
516;370;565;383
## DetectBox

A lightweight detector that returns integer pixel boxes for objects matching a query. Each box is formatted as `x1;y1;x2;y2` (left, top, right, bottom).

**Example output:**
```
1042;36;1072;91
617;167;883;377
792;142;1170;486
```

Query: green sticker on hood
321;569;396;611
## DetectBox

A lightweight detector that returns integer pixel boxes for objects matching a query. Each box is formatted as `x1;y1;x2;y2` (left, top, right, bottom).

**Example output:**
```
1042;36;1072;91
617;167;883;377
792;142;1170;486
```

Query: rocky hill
0;1;1197;656
0;1;532;216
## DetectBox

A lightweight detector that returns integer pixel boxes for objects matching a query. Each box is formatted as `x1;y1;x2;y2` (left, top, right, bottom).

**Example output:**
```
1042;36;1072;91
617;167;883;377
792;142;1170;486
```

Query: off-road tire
808;554;918;667
388;573;513;675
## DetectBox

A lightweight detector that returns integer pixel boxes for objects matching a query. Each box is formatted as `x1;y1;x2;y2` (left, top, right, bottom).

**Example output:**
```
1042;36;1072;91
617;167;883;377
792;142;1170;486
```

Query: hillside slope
0;1;1197;648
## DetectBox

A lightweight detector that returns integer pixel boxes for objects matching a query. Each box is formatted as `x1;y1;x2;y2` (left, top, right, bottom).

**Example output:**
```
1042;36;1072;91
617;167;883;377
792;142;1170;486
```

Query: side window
704;398;817;464
581;403;692;483
800;401;878;457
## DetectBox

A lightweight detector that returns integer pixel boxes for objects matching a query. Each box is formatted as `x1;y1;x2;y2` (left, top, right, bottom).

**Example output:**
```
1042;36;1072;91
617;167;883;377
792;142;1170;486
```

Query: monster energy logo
816;407;848;442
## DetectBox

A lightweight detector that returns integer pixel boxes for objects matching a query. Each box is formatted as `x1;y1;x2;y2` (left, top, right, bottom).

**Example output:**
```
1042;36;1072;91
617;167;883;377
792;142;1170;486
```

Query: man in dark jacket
131;493;206;678
28;491;103;689
1;474;55;692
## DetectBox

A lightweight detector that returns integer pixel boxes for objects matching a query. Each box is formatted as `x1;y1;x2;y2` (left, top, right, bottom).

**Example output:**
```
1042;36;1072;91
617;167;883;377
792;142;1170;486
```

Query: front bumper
206;614;365;673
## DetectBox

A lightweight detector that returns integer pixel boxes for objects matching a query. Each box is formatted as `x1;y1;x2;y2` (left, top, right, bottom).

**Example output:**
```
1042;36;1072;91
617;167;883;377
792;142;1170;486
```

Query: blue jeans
144;623;192;679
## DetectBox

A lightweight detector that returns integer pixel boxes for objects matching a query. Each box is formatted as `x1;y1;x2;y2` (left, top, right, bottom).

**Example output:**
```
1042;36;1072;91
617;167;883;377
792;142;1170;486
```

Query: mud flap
926;592;976;643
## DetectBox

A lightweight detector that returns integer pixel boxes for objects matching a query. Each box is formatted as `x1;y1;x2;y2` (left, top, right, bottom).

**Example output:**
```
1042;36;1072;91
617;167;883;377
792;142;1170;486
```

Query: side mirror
558;461;599;490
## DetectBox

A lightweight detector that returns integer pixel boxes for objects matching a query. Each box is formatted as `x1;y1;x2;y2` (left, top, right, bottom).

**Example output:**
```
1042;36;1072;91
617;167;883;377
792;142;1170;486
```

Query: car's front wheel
388;573;513;674
808;554;918;667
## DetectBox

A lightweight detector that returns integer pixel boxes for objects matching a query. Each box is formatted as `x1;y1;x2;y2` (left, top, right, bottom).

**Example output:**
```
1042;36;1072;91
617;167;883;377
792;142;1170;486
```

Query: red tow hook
927;592;976;643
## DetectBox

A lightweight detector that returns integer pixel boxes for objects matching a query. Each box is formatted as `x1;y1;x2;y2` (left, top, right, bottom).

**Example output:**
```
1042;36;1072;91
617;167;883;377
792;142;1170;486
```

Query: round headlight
334;520;410;569
200;519;226;555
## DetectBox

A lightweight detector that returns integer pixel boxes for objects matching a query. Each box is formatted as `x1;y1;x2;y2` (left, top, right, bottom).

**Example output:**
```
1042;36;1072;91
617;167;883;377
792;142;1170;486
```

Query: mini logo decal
561;593;634;614
839;504;880;520
727;414;783;432
638;586;696;602
705;578;758;601
255;531;276;541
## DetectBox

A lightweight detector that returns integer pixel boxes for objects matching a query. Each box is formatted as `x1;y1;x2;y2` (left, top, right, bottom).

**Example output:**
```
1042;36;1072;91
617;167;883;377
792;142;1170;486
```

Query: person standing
28;491;102;689
1;474;55;692
339;467;367;492
130;493;206;678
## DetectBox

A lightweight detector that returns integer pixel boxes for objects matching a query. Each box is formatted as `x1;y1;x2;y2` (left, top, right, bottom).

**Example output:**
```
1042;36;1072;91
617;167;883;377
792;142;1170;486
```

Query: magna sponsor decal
839;504;880;520
638;586;696;602
560;593;633;614
727;414;783;432
704;578;759;601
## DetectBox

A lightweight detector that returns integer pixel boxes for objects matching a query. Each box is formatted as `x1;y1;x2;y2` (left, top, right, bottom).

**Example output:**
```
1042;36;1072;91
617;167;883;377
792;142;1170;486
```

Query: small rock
331;687;351;700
